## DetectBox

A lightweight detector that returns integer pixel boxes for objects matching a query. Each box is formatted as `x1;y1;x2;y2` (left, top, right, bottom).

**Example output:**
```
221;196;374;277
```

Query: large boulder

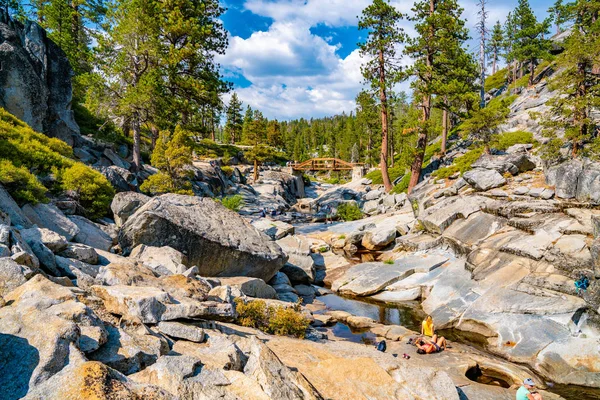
119;194;286;282
0;17;79;145
99;166;137;193
68;215;114;251
0;257;29;295
21;203;79;241
545;159;584;199
110;191;150;227
471;153;536;175
130;244;188;275
463;168;507;191
0;184;32;228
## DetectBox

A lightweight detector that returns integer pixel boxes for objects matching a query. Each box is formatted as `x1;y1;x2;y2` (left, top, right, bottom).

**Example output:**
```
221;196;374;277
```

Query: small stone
157;321;205;343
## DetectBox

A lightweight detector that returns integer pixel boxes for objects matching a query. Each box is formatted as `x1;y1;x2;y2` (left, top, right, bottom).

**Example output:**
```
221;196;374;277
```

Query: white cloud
219;0;548;120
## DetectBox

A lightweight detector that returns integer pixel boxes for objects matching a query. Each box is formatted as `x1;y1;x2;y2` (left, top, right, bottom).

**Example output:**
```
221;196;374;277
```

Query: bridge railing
290;158;364;171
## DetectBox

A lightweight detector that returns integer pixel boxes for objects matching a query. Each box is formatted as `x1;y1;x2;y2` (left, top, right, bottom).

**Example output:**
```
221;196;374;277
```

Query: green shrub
60;163;115;218
484;68;508;92
268;306;310;338
140;173;194;196
219;194;244;212
432;147;484;179
0;160;47;204
337;202;363;221
383;259;395;265
235;298;309;338
491;131;536;151
235;299;270;329
221;165;234;177
390;173;411;194
365;165;405;185
0;108;114;216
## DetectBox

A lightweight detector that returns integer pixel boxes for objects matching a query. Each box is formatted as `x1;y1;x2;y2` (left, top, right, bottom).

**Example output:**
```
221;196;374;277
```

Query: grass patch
383;259;395;265
365;165;405;185
485;68;508;92
218;195;244;212
390;173;411;194
337;202;363;221
0;108;113;216
432;147;484;179
491;130;536;151
235;299;310;338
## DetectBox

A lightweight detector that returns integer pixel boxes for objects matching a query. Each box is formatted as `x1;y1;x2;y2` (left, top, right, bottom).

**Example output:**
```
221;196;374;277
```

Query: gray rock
110;191;150;227
417;196;488;234
488;189;508;197
119;195;286;282
576;162;600;204
513;186;530;195
361;227;396;250
362;198;383;214
281;254;316;284
55;255;100;279
92;285;235;324
59;243;98;264
0;257;29;295
88;324;168;375
251;218;295;240
269;272;292;286
157;321;205;343
333;254;448;296
20;229;60;275
99;166;136;193
472;153;536;175
11;251;38;269
173;334;244;371
103;148;130;170
20;227;68;253
68;215;113;251
21;203;79;240
219;276;278;299
130;244;188;275
545;159;584;199
0;224;9;245
243;337;321;399
0;184;32;228
364;189;383;201
0;19;80;145
506;143;533;154
463;168;507;191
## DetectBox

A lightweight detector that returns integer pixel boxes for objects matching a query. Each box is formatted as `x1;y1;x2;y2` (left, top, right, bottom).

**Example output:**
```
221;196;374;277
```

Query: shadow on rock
0;333;40;400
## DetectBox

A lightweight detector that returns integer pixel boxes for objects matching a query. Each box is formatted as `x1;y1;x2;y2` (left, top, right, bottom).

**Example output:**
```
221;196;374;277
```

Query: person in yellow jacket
421;315;435;338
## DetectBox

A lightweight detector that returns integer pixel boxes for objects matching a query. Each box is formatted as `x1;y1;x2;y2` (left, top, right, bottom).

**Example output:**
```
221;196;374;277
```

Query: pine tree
404;0;465;192
355;90;381;167
461;99;511;154
504;11;518;84
542;0;600;158
241;105;254;144
92;0;161;171
266;120;283;148
513;0;551;86
488;21;504;75
548;0;566;35
358;0;406;192
156;0;228;130
224;93;243;144
430;0;477;155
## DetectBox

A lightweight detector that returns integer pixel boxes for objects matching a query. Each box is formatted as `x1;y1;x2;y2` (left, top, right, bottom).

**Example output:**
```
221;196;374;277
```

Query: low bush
491;130;536;151
390;173;411;194
484;68;508;92
337;202;363;221
0;108;114;216
140;173;194;196
235;299;310;338
364;165;405;185
0;160;47;204
60;163;115;219
432;147;484;179
219;194;244;212
220;165;234;177
383;259;395;265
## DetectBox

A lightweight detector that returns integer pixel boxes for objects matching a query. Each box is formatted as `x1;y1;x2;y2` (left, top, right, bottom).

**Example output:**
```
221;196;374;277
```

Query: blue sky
218;0;552;120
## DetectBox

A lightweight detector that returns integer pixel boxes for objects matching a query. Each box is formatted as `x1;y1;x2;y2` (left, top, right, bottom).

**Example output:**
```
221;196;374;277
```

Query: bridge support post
352;166;365;182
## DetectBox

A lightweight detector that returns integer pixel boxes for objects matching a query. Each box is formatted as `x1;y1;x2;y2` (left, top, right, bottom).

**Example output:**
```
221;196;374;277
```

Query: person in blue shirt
516;378;543;400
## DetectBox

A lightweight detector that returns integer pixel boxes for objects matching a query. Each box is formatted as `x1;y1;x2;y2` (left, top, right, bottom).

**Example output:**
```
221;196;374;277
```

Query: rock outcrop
119;194;287;282
0;14;79;145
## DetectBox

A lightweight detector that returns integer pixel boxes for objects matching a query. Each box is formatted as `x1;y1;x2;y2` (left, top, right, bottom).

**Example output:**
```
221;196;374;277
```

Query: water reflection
317;293;423;332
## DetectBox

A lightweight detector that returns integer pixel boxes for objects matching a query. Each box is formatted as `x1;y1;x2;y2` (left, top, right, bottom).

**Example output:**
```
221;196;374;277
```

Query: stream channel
297;222;600;399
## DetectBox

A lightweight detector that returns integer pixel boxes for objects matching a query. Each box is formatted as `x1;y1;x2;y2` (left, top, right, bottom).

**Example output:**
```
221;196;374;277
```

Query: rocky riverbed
2;149;600;399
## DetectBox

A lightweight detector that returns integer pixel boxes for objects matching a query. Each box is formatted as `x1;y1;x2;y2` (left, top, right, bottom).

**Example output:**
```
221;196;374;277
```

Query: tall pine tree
513;0;551;86
488;21;503;75
358;0;405;192
224;93;243;144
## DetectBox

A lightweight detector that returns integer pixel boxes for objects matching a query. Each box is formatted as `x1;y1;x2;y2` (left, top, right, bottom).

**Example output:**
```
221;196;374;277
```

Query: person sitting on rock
421;315;435;338
516;378;543;400
415;335;446;354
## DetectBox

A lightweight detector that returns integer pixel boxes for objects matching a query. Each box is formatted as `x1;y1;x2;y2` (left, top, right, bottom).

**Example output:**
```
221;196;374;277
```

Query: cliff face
0;11;79;145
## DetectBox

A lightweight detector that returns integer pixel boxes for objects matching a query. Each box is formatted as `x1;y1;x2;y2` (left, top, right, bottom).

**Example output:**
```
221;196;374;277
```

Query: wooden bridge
291;158;362;171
